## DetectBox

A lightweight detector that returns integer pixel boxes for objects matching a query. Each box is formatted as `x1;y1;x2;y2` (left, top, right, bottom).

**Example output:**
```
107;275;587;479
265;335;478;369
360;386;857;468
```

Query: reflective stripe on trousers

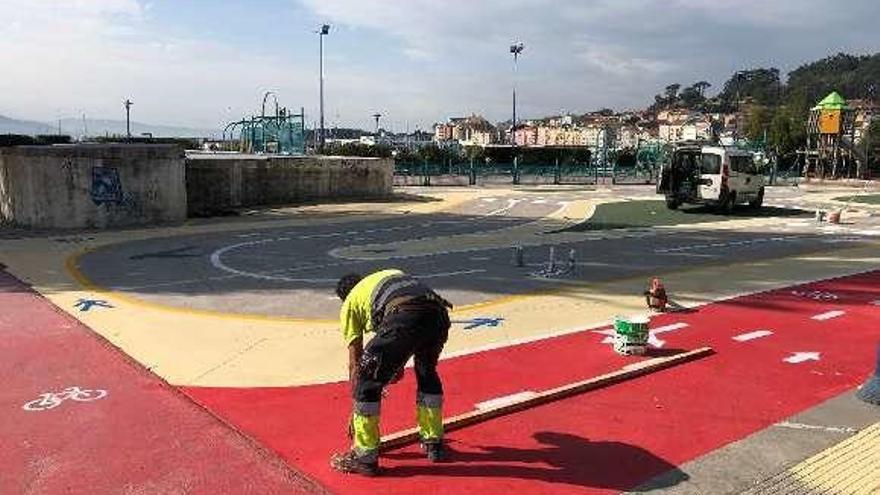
417;393;443;442
352;402;380;463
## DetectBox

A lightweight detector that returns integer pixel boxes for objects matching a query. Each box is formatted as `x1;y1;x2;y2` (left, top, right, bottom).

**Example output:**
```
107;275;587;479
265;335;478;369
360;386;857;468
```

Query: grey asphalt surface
77;188;879;319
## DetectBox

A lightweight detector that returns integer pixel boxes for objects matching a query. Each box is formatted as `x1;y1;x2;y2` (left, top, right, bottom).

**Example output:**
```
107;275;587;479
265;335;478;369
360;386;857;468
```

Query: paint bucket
612;315;650;355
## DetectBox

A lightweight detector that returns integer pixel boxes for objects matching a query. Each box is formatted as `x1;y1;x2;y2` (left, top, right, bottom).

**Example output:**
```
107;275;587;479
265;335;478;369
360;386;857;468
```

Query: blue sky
1;0;879;132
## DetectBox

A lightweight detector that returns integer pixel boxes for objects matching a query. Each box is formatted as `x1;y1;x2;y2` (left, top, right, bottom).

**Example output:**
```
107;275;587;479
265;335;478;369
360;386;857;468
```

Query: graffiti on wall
90;167;123;206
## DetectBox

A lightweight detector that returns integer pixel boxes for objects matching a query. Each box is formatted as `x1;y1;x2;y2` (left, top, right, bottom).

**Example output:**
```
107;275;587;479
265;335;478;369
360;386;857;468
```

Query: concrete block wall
186;154;392;215
0;144;187;229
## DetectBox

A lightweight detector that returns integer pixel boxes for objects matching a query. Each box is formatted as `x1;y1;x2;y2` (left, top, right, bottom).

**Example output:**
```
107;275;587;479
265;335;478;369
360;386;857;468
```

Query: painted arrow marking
73;299;114;312
733;330;774;342
453;317;505;330
597;322;688;348
784;352;821;364
812;310;845;321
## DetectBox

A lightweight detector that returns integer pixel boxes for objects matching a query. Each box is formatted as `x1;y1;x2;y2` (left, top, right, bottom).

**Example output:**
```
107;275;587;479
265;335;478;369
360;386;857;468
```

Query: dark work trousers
355;302;450;404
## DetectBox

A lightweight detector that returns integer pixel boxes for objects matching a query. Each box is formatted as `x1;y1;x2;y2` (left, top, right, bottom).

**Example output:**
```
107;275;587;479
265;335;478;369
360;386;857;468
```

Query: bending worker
331;269;452;476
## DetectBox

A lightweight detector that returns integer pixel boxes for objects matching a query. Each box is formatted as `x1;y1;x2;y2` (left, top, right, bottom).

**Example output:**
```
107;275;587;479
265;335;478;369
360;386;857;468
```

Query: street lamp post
509;42;524;146
373;113;382;136
317;24;330;153
124;99;133;139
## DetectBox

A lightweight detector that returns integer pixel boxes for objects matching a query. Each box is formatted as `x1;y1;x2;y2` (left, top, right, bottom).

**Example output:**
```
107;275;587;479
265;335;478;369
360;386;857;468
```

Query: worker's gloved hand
388;366;405;384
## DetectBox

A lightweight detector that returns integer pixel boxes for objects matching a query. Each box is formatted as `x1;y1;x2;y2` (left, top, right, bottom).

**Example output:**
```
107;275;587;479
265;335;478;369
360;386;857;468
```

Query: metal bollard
548;246;556;272
513;245;524;267
567;248;576;273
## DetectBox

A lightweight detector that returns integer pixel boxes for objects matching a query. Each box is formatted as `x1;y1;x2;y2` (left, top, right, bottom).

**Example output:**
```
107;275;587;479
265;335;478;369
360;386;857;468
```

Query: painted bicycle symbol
790;290;839;301
22;386;108;412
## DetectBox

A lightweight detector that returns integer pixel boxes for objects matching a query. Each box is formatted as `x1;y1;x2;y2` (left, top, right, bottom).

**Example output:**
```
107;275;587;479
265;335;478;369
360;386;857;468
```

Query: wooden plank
380;346;714;451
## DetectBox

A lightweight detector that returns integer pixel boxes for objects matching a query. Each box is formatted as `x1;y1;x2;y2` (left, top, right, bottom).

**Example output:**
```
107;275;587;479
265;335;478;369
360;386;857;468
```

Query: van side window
730;155;756;175
700;154;721;174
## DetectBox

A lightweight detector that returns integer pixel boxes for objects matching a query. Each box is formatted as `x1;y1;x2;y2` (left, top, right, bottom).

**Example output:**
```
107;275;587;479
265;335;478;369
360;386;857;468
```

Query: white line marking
812;310;845;321
476;391;538;410
532;199;548;204
481;197;498;203
655;236;806;253
784;351;820;364
774;421;858;434
733;330;773;342
647;322;689;348
485;199;521;216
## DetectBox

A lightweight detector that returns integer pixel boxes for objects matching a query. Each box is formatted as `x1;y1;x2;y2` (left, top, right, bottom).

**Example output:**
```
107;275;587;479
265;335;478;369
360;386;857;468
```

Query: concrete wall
0;145;186;229
186;154;392;215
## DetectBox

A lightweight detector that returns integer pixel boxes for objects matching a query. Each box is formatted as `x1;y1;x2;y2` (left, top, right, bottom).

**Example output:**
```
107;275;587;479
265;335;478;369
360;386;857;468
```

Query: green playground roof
812;91;848;110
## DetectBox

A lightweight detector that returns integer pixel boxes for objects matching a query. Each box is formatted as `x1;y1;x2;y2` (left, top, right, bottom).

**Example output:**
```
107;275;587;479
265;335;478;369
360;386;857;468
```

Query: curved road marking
210;238;487;284
485;198;522;216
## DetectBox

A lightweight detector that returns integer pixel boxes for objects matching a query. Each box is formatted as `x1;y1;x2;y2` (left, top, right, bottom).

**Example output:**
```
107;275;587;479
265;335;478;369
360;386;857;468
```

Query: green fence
394;159;659;186
394;160;606;186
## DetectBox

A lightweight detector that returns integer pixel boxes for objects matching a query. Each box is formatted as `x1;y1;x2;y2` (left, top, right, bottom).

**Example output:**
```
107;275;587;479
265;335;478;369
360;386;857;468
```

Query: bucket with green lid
612;315;650;355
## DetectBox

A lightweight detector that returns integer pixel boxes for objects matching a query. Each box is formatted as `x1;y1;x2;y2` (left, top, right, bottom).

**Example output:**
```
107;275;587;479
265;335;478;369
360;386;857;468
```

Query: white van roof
701;146;751;156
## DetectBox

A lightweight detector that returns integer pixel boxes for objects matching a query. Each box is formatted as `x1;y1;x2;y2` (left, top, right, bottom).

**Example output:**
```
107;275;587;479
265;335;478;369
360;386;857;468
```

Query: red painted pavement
0;271;323;495
184;270;880;495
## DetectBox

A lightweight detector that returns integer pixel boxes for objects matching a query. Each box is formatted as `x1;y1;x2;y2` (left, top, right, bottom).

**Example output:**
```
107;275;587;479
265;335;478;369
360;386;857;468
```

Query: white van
658;144;764;213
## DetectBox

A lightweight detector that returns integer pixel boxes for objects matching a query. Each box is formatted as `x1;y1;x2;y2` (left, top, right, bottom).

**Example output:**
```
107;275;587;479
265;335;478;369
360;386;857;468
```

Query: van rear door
697;152;723;201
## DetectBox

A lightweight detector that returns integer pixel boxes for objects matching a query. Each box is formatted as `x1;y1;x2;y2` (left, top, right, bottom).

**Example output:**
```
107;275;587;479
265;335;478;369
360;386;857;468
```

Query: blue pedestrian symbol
74;299;114;312
453;317;505;330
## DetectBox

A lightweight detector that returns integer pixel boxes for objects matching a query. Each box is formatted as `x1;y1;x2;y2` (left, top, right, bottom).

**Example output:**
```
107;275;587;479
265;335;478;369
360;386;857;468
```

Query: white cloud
0;0;311;130
1;0;878;131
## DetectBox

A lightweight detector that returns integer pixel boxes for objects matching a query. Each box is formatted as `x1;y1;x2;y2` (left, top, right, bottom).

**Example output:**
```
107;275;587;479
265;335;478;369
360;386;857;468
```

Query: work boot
330;450;379;476
421;441;446;462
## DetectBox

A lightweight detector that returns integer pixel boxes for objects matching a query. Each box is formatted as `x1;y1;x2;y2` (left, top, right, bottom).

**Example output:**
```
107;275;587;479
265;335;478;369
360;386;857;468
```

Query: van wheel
720;191;736;215
665;198;680;210
749;188;765;209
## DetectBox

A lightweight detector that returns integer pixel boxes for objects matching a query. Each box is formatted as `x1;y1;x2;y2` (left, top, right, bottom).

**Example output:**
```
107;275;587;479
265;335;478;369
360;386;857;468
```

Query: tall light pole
509;42;524;145
373;113;382;136
123;99;133;139
317;24;330;152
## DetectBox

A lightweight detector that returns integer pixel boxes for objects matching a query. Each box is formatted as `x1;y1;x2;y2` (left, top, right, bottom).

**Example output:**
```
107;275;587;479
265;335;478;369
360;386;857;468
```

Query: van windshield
701;154;721;175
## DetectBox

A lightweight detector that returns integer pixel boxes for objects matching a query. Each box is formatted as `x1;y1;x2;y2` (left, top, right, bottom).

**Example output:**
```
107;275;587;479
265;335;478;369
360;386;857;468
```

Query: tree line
653;52;880;170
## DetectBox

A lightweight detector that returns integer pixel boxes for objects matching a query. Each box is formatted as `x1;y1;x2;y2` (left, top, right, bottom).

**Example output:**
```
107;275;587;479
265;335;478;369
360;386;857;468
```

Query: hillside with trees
653;52;880;171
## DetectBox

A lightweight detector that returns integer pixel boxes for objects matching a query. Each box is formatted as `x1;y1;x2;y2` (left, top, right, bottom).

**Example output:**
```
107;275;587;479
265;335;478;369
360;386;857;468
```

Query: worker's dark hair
336;273;363;301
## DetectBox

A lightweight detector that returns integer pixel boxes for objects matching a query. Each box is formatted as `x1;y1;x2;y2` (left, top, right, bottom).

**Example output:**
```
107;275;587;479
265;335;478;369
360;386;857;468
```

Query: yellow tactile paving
742;422;880;494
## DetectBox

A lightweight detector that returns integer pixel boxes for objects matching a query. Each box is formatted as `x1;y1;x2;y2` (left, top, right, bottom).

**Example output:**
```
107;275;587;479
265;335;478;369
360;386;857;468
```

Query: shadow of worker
384;431;689;492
